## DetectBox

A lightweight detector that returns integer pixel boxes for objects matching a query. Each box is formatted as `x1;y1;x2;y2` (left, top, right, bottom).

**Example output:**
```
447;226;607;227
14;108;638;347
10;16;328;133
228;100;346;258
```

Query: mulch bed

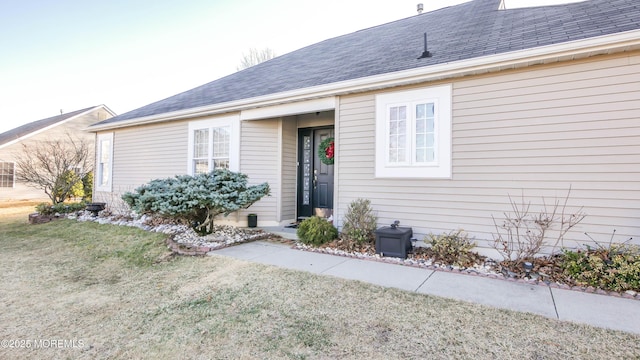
311;238;640;300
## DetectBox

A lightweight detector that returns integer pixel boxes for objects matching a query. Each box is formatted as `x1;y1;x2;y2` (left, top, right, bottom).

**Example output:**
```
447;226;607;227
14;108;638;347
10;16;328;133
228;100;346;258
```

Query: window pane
194;159;209;174
390;121;398;135
213;159;229;170
415;102;436;163
398;135;406;147
303;149;311;164
390;107;398;121
211;126;230;170
389;135;397;149
416;104;425;119
416;118;425;133
100;140;111;163
388;106;407;164
99;139;111;186
194;129;209;158
389;149;397;162
397;147;406;162
212;127;230;157
100;163;109;185
427;149;435;162
0;162;14;188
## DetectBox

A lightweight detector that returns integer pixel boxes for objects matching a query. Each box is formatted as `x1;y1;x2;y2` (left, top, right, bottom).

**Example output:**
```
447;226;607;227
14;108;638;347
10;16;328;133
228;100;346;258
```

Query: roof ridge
92;0;640;127
0;105;102;148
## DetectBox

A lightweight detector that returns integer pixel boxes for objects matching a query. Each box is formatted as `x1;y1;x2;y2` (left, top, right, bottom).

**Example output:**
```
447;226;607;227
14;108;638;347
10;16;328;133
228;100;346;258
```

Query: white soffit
240;97;336;121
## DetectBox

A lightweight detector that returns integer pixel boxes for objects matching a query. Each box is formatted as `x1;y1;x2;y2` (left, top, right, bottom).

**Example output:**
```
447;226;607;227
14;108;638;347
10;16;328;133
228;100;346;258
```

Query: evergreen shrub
297;216;338;246
122;169;269;234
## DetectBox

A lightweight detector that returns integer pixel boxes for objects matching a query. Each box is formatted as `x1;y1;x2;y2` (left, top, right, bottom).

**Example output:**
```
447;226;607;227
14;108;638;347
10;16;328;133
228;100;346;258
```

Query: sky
0;0;584;133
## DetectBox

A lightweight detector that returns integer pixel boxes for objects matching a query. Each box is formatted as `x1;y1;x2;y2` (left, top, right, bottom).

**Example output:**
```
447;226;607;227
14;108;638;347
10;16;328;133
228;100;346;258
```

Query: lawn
1;206;639;359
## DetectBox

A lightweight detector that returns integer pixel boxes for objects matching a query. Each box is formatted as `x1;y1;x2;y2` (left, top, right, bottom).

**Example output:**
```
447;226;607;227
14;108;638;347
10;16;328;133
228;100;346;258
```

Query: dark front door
297;127;334;219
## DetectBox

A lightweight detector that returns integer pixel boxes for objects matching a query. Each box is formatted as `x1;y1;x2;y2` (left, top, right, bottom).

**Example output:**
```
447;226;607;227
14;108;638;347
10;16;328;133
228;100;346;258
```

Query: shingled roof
0;106;102;148
95;0;640;126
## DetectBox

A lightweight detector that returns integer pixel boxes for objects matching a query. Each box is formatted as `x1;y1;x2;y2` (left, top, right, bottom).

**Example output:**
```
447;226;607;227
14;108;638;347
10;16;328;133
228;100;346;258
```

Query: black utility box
247;214;258;228
375;225;413;259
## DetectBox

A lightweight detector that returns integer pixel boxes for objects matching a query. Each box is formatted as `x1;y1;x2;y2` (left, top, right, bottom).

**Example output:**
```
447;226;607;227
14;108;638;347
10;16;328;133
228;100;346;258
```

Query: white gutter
89;29;640;132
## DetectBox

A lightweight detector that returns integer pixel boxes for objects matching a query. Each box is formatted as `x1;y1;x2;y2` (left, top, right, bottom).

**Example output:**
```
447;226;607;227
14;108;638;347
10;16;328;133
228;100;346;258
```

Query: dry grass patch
1;208;639;359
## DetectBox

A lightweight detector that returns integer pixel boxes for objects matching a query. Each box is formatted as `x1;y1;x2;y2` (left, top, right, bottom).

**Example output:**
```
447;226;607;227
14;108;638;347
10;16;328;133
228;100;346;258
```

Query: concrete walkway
210;241;640;335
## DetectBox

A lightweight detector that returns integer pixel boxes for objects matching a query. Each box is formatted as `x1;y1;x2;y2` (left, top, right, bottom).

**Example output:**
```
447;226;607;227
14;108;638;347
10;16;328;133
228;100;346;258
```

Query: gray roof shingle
0;106;98;148
97;0;640;125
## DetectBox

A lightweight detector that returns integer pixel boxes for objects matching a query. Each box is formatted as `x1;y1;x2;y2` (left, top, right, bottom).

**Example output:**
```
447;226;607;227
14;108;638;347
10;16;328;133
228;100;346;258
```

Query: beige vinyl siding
337;52;640;252
239;119;280;224
94;120;188;202
281;117;297;221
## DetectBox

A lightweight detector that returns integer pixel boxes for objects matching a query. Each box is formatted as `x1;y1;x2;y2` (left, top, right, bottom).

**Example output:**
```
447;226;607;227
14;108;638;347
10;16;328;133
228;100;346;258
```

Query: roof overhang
88;28;640;132
1;104;115;149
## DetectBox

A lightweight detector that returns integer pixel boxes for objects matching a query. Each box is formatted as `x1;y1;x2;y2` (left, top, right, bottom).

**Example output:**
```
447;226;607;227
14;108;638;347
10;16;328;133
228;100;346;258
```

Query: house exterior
88;0;640;254
0;105;115;203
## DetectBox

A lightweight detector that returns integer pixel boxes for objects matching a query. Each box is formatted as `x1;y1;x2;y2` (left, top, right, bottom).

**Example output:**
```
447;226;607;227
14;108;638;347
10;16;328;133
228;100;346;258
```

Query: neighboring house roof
93;0;640;128
0;105;113;149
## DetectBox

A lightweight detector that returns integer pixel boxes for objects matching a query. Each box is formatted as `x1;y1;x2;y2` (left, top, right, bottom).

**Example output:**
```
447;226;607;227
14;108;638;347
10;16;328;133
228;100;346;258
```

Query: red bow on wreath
325;141;334;159
318;137;335;165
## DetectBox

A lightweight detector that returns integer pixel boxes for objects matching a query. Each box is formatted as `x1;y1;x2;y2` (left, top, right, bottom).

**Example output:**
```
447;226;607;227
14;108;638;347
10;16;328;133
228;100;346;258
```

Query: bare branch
492;187;587;264
236;47;277;71
14;133;92;204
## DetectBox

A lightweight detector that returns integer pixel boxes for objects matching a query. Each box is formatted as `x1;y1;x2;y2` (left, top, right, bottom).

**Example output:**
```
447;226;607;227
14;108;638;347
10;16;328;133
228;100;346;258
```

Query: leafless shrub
492;187;586;264
14;133;91;204
99;189;134;218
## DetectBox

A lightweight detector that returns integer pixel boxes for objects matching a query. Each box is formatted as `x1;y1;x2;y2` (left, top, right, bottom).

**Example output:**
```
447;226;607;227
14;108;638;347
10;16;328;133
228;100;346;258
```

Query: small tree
122;169;270;235
14;134;92;205
236;47;277;70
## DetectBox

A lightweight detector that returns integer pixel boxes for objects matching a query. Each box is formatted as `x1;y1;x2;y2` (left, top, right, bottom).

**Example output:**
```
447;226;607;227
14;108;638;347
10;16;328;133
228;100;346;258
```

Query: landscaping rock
73;210;271;253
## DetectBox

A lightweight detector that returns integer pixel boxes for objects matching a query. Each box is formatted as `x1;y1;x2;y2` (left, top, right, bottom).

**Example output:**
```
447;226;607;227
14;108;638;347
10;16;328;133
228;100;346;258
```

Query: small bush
297;217;338;246
561;244;640;292
36;202;87;215
492;188;586;265
341;198;377;244
426;229;478;267
53;170;85;201
82;171;93;202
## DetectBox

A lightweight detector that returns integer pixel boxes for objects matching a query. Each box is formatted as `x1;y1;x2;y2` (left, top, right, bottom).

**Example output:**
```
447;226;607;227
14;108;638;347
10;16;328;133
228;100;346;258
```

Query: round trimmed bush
297;216;338;246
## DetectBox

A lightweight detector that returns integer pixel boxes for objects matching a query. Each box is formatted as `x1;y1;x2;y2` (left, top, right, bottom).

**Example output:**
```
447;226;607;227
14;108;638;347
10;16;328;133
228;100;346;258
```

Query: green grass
1;207;639;359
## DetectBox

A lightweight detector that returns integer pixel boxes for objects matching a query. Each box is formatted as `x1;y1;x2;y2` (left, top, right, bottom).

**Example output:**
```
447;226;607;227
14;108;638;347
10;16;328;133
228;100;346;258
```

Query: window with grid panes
375;84;452;178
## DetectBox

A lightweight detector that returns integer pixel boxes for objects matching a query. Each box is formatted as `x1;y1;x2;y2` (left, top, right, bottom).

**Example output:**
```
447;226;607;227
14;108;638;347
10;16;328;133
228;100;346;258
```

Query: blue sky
0;0;582;133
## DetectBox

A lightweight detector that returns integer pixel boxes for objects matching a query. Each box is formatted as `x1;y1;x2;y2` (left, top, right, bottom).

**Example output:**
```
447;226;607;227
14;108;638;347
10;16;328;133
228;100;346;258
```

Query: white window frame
375;84;452;178
187;115;240;175
96;132;114;192
0;161;15;188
